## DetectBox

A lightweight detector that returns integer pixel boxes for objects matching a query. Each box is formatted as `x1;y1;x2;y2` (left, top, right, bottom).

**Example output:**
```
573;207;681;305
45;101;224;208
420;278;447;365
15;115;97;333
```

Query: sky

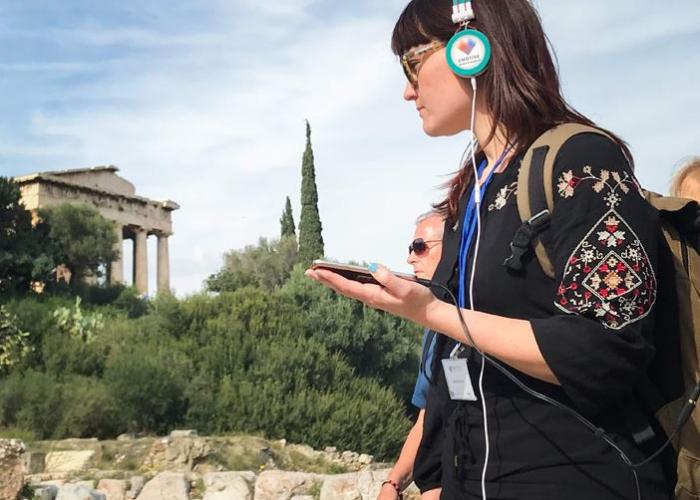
1;1;699;295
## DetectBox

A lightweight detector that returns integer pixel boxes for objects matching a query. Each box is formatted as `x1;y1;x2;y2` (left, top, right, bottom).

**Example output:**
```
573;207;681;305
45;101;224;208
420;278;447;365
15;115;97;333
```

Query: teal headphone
446;0;492;78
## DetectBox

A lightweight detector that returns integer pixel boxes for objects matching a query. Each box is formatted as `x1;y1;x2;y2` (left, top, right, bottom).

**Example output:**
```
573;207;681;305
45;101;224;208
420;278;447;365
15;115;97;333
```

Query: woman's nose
403;81;417;101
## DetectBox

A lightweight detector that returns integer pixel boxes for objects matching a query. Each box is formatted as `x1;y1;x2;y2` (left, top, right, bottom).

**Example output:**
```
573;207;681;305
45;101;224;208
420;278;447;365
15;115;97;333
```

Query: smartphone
311;259;429;286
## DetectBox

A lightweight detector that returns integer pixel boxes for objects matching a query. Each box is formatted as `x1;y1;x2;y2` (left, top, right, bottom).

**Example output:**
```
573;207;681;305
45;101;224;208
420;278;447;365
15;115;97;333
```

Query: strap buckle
503;210;551;271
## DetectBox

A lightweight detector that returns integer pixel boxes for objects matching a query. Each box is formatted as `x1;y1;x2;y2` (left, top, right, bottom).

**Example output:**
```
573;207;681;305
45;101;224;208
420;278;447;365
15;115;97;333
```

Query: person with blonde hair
670;156;700;200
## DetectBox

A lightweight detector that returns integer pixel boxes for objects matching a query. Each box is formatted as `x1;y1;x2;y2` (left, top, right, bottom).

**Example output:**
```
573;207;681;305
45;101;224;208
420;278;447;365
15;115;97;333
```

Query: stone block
45;450;96;473
319;474;362;500
203;471;255;500
318;470;420;500
33;485;59;500
253;471;321;500
169;430;198;439
135;472;189;500
0;439;25;500
126;476;145;499
26;451;47;474
96;479;128;500
56;484;106;500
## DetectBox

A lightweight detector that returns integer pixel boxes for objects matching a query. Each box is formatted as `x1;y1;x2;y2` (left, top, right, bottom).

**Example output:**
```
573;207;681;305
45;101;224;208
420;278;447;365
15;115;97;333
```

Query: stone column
0;439;25;500
110;224;124;285
133;228;149;295
157;233;171;294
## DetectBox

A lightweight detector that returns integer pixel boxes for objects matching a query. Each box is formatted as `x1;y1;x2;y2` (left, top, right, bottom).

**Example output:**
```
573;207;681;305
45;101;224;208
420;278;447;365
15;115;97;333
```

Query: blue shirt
411;329;437;409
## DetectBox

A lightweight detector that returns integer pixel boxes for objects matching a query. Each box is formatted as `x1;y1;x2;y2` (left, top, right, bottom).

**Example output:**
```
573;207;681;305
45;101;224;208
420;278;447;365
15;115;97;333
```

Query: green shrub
43;331;109;379
0;370;64;439
0;259;420;459
0;305;32;373
53;297;104;344
103;343;191;434
54;376;124;439
281;267;421;401
206;236;299;292
194;327;410;459
78;283;127;306
113;287;151;319
3;297;68;370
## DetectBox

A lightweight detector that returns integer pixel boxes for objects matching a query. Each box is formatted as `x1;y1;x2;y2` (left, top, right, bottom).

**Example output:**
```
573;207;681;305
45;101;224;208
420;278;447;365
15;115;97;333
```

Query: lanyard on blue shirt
457;148;512;309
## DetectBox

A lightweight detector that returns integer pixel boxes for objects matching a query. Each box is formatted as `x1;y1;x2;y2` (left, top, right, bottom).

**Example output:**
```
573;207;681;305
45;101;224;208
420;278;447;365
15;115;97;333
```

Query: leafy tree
103;343;191;434
52;297;104;344
0;267;420;458
298;120;324;266
41;203;118;285
54;376;124;439
206;236;298;292
0;177;60;295
280;196;296;238
0;305;32;373
113;286;151;319
0;370;64;439
281;267;421;400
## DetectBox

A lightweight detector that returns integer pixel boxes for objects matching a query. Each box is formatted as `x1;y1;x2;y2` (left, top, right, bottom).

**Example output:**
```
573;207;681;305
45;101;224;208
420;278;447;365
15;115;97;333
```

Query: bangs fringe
391;4;432;56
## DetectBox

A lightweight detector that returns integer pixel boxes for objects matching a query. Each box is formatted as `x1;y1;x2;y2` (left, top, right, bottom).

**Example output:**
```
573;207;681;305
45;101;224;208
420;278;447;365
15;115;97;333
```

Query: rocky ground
0;432;420;500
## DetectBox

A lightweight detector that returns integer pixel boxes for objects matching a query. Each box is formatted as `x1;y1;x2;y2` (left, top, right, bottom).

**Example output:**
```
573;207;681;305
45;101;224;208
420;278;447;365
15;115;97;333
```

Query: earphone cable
465;76;490;500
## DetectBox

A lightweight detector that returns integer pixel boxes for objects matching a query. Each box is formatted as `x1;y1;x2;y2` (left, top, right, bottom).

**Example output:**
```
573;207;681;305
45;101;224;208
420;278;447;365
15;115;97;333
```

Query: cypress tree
298;120;324;266
279;196;296;238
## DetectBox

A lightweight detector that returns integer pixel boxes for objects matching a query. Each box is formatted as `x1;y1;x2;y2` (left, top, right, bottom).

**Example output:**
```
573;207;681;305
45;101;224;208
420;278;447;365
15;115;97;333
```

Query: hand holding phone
311;260;430;287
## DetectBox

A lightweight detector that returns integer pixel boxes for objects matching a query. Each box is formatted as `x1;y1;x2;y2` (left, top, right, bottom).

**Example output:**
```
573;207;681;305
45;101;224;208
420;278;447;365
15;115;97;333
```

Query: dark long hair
391;0;632;221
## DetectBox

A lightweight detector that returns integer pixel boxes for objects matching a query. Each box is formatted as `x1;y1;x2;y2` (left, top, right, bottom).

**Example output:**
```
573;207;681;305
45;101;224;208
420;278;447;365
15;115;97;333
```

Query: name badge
442;358;477;401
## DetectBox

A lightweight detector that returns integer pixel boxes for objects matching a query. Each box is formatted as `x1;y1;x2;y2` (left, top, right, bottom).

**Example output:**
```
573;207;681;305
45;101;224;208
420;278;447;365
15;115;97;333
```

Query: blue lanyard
457;149;512;308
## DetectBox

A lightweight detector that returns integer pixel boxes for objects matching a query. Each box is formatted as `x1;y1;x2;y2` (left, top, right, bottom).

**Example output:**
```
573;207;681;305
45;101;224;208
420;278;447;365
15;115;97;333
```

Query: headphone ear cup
446;29;491;78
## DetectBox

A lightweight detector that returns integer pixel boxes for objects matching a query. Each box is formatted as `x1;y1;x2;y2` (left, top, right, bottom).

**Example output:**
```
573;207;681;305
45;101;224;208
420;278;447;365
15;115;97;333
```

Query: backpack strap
505;123;615;279
646;191;700;251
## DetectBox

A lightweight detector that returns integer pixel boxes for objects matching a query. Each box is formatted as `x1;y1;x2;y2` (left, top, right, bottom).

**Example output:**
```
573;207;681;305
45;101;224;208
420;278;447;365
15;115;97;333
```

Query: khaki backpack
508;123;700;499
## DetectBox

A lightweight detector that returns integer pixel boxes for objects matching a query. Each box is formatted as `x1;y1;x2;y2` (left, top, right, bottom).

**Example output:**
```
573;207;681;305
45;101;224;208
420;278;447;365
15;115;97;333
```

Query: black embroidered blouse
413;133;671;499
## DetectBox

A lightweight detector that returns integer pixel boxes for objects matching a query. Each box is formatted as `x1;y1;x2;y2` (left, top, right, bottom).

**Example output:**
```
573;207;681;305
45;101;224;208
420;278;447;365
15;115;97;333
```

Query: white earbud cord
464;76;490;500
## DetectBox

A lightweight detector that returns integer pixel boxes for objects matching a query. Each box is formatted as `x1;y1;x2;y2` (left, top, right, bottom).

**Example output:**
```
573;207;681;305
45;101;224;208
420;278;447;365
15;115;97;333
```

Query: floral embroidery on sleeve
554;166;656;330
488;181;517;211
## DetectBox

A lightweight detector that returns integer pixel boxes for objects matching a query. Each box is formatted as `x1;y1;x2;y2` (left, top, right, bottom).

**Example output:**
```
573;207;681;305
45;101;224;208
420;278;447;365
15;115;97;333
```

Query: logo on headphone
446;29;491;77
457;38;477;55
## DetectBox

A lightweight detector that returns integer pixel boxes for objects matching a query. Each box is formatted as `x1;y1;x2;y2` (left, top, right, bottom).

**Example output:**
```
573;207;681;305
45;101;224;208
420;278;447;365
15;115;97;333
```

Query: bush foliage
0;260;421;458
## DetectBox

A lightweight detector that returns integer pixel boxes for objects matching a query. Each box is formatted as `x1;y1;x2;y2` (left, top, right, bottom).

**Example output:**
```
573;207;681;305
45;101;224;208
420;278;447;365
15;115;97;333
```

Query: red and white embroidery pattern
555;167;656;330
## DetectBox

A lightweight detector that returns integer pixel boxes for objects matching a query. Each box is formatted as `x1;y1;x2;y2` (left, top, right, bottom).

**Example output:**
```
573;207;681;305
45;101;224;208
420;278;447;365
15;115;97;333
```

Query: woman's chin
422;119;441;137
423;120;466;137
421;117;459;137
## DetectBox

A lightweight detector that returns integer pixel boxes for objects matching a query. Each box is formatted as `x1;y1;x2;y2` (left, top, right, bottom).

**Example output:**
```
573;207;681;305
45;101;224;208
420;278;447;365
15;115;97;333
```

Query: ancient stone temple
14;166;179;295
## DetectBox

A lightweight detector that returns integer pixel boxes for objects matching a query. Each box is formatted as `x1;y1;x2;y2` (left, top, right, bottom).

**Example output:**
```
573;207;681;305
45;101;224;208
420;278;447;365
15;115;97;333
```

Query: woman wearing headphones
307;1;671;498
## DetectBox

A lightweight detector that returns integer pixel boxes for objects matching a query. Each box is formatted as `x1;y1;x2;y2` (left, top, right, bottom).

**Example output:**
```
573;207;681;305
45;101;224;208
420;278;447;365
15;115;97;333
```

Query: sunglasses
408;238;442;256
401;40;444;88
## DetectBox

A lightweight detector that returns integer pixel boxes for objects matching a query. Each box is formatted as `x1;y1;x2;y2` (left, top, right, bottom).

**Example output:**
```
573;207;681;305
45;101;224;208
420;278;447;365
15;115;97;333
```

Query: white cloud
4;1;699;295
537;0;700;55
20;9;415;294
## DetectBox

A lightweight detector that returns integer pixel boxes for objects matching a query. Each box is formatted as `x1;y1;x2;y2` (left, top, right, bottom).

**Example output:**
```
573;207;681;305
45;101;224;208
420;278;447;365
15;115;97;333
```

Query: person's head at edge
670;157;700;201
407;211;444;280
390;0;632;221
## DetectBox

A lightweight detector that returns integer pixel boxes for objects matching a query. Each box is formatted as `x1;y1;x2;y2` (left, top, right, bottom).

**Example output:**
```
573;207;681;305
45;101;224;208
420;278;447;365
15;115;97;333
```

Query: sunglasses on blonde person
408;238;442;256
